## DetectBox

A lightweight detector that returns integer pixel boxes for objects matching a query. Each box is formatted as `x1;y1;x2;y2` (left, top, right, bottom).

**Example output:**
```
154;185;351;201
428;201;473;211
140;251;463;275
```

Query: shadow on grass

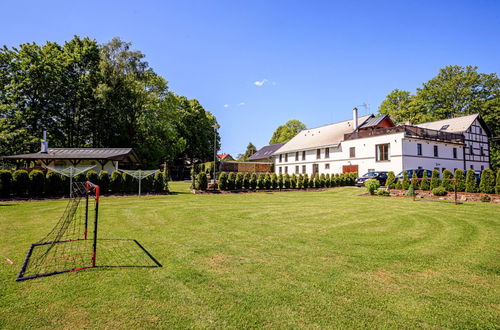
94;239;162;268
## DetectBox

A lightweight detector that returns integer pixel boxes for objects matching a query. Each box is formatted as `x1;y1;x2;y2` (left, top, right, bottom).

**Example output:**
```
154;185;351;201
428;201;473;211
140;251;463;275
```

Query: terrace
344;125;465;144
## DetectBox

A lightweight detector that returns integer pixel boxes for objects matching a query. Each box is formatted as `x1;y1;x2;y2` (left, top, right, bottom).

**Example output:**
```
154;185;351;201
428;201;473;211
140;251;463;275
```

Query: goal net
16;181;100;281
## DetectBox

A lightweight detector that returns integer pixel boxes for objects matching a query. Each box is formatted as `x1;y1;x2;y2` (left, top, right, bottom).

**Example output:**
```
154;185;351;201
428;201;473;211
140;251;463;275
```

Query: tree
386;171;395;189
420;170;430;190
378;89;416;124
465;169;477;193
479;169;495;194
239;143;257;161
269;120;306;144
430;169;440;189
441;169;454;191
454;169;466;192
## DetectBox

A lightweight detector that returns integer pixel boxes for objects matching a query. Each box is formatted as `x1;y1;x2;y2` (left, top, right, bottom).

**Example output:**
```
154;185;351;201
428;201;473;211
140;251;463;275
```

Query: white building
273;109;491;176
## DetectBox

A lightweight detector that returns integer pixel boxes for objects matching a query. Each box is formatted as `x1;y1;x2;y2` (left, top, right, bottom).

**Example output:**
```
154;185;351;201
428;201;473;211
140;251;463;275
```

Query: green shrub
465;169;477;193
432;186;448;196
283;174;291;189
395;180;402;190
12;170;29;197
386;171;395;189
235;173;244;190
228;172;236;190
290;174;297;189
320;174;326;188
196;172;208;190
257;173;265;189
142;175;154;193
29;170;45;197
297;174;303;189
122;172;134;193
454;169;465;192
278;174;284;189
365;179;380;195
406;183;415;197
430;169;440;189
479;169;495;194
243;173;251;189
250;173;257;190
313;173;320;188
375;189;390;196
411;171;420;190
74;172;86;182
420;170;430;191
402;171;410;190
496;169;500;195
219;172;228;190
153;171;165;192
98;171;110;194
271;173;278;189
480;194;491;203
441;169;454;191
86;170;99;185
264;173;272;189
303;174;309;189
0;170;13;198
325;174;331;188
46;171;63;196
110;170;123;193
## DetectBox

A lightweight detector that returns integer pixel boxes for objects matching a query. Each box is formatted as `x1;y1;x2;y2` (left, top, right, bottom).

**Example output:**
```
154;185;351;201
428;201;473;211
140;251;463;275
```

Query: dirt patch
361;189;500;203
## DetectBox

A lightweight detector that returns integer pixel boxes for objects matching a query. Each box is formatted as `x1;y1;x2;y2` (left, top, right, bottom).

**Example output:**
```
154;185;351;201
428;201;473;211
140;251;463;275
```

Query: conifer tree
430;169;440;189
465;169;477;193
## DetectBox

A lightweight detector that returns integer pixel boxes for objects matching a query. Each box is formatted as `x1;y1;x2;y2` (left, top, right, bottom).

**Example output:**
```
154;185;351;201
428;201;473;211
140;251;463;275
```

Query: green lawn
1;183;499;328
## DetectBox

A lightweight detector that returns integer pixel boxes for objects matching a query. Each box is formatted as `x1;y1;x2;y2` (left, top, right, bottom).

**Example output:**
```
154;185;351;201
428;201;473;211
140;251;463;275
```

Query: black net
17;182;99;281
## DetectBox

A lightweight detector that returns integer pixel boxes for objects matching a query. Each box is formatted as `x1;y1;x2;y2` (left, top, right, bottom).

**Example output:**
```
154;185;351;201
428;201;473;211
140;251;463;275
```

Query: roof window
440;125;449;130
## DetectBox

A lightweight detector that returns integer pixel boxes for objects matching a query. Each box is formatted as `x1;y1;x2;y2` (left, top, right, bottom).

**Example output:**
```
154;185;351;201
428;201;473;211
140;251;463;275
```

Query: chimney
40;130;48;153
353;107;359;130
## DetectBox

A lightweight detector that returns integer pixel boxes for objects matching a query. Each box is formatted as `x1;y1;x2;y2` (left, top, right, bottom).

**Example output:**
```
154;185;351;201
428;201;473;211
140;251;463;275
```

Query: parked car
395;169;433;182
355;171;388;187
474;170;482;184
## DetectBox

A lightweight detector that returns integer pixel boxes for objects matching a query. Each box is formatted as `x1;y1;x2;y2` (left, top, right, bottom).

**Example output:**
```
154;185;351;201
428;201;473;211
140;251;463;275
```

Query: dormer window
440;125;449;130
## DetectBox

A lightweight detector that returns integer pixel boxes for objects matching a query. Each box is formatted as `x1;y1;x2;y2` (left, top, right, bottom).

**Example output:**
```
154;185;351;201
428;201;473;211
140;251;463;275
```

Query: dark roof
358;115;389;129
248;143;286;160
1;148;138;162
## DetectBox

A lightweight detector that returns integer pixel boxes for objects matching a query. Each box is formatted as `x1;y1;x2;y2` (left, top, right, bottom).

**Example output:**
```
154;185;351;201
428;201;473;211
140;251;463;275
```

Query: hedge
479;169;495;194
430;169;440;189
454;169;465;192
465;169;477;193
441;169;454;191
243;173;251;189
13;170;29;197
98;171;110;194
196;172;208;190
235;173;244;190
420;170;430;191
228;172;236;190
386;171;395;189
0;170;13;198
29;170;45;197
218;172;228;190
496;169;500;195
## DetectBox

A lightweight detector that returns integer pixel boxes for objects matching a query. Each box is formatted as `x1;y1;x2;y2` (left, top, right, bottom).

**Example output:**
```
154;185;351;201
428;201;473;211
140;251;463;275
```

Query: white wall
402;139;464;173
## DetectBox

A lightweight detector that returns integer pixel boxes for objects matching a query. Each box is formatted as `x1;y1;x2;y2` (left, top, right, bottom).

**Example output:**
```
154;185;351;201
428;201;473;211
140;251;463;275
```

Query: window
349;147;355;158
295;151;299;161
479;128;482;135
433;145;438;157
279;154;282;163
302;151;306;161
285;153;288;162
325;148;330;158
440;124;449;130
453;147;457;159
285;166;288;174
470;165;474;169
279;167;282;174
418;166;423;169
295;165;299;174
470;145;473;155
316;149;321;159
302;165;306;173
376;144;390;161
417;143;422;156
480;146;484;156
481;165;484;170
325;163;330;170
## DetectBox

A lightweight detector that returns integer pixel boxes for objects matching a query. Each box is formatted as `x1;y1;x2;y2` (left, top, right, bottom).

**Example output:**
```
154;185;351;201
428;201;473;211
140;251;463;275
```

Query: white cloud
223;104;229;108
237;102;245;106
253;79;268;86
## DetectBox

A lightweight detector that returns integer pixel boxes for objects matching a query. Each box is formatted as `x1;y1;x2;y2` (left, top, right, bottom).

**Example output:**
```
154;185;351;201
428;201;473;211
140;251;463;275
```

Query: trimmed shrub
432;186;448;196
278;174;284;189
29;170;45;197
196;172;208;190
264;173;272;189
430;169;440;189
235;173;244;190
496;169;500;195
402;171;410;190
218;172;228;190
86;170;99;185
303;174;309;189
454;169;465;192
250;173;257;190
325;174;331;188
154;171;166;193
395;180;402;190
365;179;380;195
420;170;430;191
271;173;278;189
480;194;491;203
320;174;326;188
297;174;303;189
331;174;338;187
46;171;63;196
376;189;390;196
228;172;236;190
406;184;415;197
98;171;110;194
479;169;495;194
284;174;291;189
0;170;13;198
257;173;266;189
243;173;251;189
110;170;123;193
465;169;477;193
441;169;454;191
290;174;297;189
122;172;134;193
12;170;29;197
411;171;420;190
74;172;86;182
386;171;395;189
313;173;320;188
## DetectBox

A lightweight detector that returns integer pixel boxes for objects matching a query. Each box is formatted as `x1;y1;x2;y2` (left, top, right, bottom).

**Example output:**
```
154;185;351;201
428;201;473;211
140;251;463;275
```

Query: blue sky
2;0;500;157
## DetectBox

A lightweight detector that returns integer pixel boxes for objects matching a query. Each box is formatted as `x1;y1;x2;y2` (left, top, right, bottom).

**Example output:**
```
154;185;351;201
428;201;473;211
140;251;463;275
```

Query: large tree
269;120;306;144
378;65;500;169
239;142;257;161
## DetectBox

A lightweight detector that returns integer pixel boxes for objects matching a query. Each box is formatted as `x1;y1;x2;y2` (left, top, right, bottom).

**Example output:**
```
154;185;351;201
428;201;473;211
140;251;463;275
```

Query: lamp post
213;124;220;189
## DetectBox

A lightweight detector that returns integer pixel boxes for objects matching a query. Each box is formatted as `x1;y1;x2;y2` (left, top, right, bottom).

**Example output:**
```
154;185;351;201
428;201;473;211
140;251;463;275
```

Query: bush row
0;169;168;198
196;172;358;191
385;168;499;194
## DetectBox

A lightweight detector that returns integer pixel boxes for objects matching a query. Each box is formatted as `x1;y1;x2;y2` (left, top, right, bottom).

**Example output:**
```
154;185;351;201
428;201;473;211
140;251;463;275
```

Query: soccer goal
410;178;458;205
16;181;100;281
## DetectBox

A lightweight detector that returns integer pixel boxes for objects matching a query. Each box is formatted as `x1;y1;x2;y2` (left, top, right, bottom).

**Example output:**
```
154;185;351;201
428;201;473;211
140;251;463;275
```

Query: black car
396;169;433;182
355;171;388;187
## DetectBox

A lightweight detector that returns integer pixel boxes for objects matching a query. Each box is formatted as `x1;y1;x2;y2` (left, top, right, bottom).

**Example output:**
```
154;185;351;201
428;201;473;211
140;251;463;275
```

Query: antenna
356;103;370;115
